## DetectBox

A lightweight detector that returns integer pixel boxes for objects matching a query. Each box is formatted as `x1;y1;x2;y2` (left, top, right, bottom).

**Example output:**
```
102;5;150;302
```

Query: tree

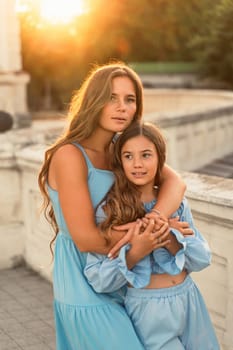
192;0;233;87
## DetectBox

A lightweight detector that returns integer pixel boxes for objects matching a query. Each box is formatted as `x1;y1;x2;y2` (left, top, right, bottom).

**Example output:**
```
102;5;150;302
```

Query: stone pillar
0;0;30;128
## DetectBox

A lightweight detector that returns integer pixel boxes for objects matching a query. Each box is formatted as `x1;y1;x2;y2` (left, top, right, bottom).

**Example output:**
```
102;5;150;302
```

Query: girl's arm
154;164;186;218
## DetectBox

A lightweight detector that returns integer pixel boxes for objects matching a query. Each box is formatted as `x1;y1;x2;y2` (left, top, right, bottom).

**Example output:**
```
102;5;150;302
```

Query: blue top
84;198;211;292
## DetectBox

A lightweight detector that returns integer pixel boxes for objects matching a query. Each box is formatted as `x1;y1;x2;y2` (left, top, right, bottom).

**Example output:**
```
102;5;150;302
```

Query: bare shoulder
52;144;86;168
53;143;82;159
49;143;87;189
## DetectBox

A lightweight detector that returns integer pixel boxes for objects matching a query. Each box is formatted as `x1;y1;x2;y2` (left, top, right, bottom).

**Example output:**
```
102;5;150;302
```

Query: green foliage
192;0;233;87
129;62;199;74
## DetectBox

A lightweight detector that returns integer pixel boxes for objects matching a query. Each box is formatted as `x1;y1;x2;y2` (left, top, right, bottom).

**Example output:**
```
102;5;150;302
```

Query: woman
38;62;186;349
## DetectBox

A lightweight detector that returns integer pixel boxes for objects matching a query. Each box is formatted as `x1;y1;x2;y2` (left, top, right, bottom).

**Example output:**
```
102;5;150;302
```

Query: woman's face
98;76;137;133
121;135;158;191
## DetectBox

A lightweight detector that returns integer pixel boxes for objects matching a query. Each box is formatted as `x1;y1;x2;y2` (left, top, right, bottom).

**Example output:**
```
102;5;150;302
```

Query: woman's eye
127;97;136;103
110;95;117;101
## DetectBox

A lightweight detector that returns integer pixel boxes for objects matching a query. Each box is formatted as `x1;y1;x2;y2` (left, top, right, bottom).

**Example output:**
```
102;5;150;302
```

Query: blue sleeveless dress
48;144;144;350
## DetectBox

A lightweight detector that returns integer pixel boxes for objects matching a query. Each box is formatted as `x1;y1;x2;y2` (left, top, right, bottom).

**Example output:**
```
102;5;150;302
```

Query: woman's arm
154;164;186;218
50;144;124;254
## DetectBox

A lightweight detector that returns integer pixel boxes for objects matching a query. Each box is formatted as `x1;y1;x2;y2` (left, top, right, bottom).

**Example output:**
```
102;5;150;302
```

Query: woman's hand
107;221;139;259
169;217;194;236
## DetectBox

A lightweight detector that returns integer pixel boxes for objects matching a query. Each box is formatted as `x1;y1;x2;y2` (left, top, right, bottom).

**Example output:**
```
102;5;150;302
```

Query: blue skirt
125;275;220;350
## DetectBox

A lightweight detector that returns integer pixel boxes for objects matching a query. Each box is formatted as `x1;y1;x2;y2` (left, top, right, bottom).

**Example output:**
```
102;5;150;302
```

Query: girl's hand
169;217;194;236
125;219;170;269
130;219;170;256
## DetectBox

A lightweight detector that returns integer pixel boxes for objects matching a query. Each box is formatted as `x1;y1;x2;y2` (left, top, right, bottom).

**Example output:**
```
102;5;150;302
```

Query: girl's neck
140;186;158;203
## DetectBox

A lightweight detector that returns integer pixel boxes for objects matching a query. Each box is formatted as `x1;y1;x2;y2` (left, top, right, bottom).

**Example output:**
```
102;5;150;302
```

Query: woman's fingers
113;221;136;231
108;221;142;259
141;217;149;228
145;211;168;223
182;227;194;236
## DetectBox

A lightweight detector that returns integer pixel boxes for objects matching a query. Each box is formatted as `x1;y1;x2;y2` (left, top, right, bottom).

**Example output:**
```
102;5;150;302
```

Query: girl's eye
143;153;151;158
123;154;132;160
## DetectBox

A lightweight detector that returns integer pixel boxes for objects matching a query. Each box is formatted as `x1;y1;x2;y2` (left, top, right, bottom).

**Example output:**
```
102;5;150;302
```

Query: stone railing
181;172;233;350
0;131;232;349
144;89;233;171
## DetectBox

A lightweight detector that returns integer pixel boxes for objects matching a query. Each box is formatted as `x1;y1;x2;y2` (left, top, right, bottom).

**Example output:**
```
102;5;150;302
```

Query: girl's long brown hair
38;62;144;252
99;122;166;238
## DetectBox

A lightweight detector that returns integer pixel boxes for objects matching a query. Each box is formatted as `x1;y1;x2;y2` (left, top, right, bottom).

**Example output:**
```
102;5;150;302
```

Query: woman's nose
116;99;126;111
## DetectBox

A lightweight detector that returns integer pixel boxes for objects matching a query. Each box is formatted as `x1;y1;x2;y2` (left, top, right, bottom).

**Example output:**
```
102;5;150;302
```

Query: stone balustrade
144;89;233;171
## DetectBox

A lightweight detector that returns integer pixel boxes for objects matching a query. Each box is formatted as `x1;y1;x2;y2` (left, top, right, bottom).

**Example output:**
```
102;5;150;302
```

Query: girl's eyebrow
122;151;132;154
122;149;153;154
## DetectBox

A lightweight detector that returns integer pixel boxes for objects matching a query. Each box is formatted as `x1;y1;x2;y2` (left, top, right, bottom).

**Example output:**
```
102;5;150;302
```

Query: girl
84;122;220;350
38;62;186;350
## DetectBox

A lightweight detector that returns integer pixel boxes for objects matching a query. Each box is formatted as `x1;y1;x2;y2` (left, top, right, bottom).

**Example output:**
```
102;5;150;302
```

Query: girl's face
121;135;158;191
98;76;137;133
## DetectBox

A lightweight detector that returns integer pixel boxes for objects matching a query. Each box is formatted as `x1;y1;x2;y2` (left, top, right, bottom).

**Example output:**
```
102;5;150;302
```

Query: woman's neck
80;130;115;170
81;129;114;152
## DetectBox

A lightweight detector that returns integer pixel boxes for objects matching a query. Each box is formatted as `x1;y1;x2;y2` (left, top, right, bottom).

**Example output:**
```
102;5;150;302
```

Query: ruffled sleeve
84;244;152;293
84;251;128;293
152;198;211;274
177;198;211;272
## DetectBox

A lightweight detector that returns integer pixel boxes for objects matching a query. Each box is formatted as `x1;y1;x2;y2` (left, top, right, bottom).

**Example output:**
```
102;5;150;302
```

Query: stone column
0;0;30;128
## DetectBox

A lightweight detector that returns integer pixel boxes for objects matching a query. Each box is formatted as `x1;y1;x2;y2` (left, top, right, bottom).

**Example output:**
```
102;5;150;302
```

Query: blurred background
15;0;233;112
0;1;233;349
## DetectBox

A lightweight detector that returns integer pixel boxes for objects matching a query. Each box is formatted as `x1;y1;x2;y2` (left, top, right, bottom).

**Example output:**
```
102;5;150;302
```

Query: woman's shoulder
53;143;84;161
51;143;88;173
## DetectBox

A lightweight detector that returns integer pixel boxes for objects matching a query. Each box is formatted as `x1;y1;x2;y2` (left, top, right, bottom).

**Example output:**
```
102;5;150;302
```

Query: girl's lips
132;172;146;177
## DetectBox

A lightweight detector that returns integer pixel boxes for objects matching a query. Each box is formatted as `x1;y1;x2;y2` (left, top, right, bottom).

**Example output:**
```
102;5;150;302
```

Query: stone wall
181;172;233;350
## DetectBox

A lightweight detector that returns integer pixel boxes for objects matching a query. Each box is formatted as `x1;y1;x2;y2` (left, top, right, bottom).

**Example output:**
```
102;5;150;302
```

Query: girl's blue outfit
84;198;220;349
48;144;144;350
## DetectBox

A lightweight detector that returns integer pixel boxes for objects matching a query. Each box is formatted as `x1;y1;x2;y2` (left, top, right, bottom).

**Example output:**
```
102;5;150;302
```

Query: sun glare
40;0;87;23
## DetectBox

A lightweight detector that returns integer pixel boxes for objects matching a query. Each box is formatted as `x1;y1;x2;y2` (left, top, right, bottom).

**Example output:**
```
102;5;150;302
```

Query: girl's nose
133;157;143;167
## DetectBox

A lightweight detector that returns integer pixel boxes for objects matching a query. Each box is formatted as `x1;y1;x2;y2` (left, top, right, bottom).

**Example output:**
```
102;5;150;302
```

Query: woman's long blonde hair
38;62;144;250
99;122;166;238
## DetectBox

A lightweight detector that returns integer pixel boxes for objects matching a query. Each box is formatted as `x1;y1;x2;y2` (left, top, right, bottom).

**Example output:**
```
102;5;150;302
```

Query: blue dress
48;144;144;350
